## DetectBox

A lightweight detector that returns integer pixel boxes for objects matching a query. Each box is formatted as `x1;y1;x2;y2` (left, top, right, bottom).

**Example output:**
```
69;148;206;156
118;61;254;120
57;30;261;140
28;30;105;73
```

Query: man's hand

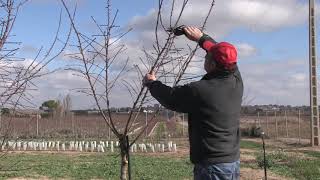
143;71;157;86
183;26;203;42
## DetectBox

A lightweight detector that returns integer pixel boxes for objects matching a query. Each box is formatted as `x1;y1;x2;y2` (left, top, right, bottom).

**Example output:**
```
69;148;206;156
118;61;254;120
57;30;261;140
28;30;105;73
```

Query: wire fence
240;110;311;144
0;110;312;145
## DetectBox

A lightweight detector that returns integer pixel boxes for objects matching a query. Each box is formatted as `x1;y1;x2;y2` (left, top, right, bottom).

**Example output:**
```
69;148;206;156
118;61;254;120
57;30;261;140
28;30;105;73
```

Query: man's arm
183;26;217;52
198;34;217;52
146;81;198;113
142;26;210;112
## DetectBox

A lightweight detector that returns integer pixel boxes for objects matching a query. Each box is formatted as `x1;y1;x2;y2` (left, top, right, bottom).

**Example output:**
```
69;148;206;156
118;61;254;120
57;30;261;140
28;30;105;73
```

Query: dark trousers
194;160;240;180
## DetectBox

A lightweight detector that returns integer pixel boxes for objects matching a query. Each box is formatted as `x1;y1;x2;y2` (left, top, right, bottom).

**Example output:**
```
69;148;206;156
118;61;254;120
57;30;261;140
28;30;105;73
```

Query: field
0;153;193;180
0;111;319;179
0;113;167;139
0;0;318;179
0;111;311;141
1;139;320;180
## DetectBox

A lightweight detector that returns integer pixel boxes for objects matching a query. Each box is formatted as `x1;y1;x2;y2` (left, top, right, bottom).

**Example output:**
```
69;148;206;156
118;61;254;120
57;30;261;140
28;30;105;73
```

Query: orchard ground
1;138;320;180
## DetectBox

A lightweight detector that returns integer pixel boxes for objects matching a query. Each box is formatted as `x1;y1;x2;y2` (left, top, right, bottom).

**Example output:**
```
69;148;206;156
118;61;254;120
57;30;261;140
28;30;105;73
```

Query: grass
302;150;320;159
254;149;320;180
0;153;193;180
270;156;320;180
1;140;320;180
241;139;320;179
287;159;320;180
284;150;320;180
240;140;262;150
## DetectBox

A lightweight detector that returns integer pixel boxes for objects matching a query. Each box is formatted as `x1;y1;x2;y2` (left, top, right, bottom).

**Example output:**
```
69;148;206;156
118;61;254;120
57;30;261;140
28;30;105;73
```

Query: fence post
36;113;39;137
72;112;75;138
79;114;82;138
145;111;148;137
298;110;301;144
258;112;261;127
275;111;278;139
254;113;257;127
0;110;2;135
266;111;269;136
182;113;185;136
108;126;111;140
285;110;288;138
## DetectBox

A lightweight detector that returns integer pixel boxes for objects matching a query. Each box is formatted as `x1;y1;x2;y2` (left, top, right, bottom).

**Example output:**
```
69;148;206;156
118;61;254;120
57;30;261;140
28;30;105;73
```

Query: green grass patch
0;153;193;180
1;140;320;180
240;140;262;150
254;150;320;180
302;150;320;159
286;159;320;180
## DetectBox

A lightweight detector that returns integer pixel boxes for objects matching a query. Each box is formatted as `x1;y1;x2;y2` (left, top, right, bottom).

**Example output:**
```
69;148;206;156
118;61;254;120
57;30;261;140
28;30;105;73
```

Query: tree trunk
120;148;128;180
120;136;129;180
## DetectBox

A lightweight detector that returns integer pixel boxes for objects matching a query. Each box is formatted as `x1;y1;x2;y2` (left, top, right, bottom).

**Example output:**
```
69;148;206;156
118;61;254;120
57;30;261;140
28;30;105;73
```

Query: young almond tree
61;0;214;179
0;0;71;170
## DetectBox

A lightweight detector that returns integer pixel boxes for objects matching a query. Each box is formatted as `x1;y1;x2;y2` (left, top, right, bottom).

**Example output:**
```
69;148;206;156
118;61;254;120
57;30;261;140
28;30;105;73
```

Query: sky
6;0;320;109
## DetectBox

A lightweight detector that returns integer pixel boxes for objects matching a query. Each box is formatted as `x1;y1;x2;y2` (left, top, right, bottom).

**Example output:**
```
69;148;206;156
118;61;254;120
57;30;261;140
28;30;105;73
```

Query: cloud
31;0;86;5
0;58;50;107
235;43;258;59
28;56;311;109
20;45;38;54
29;70;92;109
29;68;140;109
291;73;307;82
122;0;313;106
128;0;312;39
240;58;309;105
226;0;309;31
24;0;315;108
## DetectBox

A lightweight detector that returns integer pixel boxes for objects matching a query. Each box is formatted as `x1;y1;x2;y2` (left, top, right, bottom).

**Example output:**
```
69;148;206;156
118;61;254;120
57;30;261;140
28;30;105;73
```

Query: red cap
203;41;238;69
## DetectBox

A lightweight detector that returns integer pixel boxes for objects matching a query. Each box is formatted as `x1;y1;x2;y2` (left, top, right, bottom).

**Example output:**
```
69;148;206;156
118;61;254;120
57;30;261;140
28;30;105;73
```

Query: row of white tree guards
1;140;177;153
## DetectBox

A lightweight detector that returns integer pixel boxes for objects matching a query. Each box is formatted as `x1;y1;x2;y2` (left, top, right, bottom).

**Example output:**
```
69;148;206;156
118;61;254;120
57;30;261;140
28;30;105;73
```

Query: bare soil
240;168;289;180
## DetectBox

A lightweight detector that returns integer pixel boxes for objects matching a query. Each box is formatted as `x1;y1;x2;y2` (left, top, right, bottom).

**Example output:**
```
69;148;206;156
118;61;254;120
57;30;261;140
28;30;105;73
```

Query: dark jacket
147;35;243;164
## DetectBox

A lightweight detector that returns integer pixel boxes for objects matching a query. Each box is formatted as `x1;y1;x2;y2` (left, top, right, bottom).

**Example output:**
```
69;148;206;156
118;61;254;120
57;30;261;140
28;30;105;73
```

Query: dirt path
240;168;289;180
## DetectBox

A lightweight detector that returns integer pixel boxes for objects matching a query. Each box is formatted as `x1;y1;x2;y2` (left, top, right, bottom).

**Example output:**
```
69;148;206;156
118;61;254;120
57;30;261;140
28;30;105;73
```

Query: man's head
203;42;238;73
181;26;238;73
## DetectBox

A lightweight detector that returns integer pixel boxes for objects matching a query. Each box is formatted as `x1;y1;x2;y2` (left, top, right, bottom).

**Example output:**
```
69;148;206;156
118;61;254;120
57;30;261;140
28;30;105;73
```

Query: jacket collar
202;66;238;80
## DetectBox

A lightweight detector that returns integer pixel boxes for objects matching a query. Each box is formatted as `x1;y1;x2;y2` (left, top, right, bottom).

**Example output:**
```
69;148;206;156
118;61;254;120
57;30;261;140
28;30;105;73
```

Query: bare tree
242;87;256;106
61;0;214;179
55;94;72;131
63;94;72;116
0;0;71;171
54;94;72;118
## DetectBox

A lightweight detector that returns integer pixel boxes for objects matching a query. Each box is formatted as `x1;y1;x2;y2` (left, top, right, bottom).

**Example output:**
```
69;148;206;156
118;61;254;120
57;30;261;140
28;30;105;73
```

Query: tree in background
40;94;72;122
0;0;71;171
0;108;10;115
63;94;72;115
40;100;59;112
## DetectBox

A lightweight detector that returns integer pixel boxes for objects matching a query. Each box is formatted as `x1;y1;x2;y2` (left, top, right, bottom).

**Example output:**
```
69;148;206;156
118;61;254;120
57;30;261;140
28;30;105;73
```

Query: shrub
241;125;262;138
256;152;274;169
256;149;288;169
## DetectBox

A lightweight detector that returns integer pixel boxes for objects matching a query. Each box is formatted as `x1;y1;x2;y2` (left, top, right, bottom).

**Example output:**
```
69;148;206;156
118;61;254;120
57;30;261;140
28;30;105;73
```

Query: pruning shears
166;25;186;36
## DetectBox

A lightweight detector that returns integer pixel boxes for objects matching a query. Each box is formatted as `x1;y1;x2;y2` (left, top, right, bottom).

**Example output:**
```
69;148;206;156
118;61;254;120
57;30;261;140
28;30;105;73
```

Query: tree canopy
40;100;59;111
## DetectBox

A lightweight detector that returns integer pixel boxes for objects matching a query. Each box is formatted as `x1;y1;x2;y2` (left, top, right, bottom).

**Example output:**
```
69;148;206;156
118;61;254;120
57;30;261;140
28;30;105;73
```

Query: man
143;26;243;180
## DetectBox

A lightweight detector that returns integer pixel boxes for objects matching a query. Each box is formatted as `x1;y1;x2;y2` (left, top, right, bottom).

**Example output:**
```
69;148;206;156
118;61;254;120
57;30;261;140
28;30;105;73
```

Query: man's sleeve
147;81;198;113
198;34;217;52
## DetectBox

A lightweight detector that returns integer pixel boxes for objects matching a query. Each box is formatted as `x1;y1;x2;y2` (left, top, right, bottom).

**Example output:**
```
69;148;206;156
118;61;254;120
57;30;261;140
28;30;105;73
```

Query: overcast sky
9;0;320;109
